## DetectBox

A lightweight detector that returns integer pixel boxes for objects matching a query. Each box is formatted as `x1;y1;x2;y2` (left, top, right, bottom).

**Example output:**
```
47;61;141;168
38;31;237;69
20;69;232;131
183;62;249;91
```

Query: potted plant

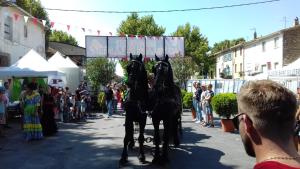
211;93;238;132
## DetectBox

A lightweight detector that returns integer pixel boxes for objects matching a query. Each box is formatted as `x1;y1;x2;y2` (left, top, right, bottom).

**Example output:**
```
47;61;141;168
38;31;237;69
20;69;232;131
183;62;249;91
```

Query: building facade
215;24;300;80
0;3;45;67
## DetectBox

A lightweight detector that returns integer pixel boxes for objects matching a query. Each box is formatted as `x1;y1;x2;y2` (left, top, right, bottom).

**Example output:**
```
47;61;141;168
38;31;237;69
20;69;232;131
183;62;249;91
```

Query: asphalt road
0;112;255;169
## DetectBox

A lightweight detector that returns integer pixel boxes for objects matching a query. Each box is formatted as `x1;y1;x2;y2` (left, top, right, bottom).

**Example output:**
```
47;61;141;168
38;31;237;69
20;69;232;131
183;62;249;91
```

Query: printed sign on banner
108;37;127;58
127;37;145;56
165;37;185;57
146;36;164;58
86;36;107;57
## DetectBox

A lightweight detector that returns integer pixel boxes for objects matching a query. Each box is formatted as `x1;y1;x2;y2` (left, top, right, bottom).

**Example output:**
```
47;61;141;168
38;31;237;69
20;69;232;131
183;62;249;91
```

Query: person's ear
243;114;261;144
243;115;253;134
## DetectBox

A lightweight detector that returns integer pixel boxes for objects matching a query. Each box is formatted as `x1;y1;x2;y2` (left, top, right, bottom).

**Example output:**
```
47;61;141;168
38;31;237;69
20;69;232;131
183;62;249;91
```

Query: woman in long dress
41;86;57;136
22;83;43;141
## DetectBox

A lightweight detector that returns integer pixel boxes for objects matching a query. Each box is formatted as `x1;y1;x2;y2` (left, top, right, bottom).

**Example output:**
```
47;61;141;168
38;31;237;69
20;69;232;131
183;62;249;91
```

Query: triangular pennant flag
82;28;85;32
139;35;143;39
14;13;19;21
67;25;70;31
109;32;112;36
50;21;55;28
97;30;100;36
33;18;38;25
130;34;134;39
24;16;29;23
135;35;138;39
42;20;46;27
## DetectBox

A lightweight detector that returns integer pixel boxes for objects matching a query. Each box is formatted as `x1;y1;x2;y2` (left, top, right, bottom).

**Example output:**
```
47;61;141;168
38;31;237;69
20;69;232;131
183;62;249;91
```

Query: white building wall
216;51;233;79
244;34;283;78
0;6;45;65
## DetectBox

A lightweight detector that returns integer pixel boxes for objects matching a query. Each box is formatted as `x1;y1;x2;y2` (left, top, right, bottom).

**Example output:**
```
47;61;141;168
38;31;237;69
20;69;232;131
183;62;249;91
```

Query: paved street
0;112;255;169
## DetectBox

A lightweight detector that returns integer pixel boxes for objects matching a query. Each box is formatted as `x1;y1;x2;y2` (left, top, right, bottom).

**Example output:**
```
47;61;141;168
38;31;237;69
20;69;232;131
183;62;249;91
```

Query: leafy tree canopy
117;13;165;73
86;58;116;91
211;38;245;54
172;23;211;78
49;30;78;46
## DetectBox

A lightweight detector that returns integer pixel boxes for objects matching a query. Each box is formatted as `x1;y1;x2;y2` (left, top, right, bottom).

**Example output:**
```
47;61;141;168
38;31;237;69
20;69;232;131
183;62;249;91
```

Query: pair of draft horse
119;53;182;166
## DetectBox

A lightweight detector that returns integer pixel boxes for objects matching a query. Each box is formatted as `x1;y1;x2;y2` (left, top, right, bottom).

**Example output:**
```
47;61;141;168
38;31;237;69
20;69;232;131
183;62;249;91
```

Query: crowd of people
192;82;215;127
104;82;126;118
0;80;91;141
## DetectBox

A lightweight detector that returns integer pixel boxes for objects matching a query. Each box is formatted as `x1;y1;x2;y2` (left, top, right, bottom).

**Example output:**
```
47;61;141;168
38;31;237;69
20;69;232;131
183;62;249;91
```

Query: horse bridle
128;60;143;91
154;61;170;91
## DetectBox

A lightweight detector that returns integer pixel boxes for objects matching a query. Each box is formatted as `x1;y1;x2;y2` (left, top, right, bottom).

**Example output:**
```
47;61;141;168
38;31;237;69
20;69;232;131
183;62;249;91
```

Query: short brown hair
238;80;297;141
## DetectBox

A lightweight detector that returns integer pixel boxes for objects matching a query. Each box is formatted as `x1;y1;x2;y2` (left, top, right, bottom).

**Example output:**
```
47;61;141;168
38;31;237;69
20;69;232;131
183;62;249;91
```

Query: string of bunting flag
8;12;184;40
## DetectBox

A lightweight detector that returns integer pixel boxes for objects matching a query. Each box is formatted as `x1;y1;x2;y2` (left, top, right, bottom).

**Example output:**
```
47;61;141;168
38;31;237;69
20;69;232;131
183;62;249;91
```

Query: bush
183;92;193;109
181;89;187;100
97;92;106;111
211;93;238;119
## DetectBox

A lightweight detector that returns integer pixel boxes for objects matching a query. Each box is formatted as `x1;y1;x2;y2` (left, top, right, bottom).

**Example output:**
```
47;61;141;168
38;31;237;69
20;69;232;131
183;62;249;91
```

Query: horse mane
128;54;148;101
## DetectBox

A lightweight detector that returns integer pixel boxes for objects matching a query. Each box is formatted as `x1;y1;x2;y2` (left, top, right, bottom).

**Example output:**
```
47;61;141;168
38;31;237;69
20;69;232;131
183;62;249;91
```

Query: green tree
211;38;245;54
16;0;51;47
172;23;210;78
170;56;195;90
49;30;78;46
117;13;165;73
86;58;116;91
117;13;165;36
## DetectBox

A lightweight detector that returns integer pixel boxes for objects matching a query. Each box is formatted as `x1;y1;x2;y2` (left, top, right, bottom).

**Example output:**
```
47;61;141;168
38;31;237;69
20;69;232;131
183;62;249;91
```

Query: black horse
151;55;182;164
119;54;149;165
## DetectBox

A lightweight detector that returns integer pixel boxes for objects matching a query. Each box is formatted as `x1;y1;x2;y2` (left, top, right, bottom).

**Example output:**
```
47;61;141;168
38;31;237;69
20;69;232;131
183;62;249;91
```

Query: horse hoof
160;156;170;165
152;156;161;164
119;157;128;166
138;155;146;163
128;142;135;150
174;140;180;147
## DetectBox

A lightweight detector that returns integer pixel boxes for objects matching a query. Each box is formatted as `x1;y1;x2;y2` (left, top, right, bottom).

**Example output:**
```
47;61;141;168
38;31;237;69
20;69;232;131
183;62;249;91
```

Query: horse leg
138;114;147;163
152;119;161;164
161;119;170;163
119;118;134;165
173;115;180;147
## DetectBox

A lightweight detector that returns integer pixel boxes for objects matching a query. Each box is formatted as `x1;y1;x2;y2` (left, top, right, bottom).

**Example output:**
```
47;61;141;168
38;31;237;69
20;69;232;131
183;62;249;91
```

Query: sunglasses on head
232;113;245;130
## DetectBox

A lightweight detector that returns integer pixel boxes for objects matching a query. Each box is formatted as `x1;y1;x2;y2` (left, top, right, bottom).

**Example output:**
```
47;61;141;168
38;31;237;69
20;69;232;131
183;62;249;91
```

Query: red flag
109;32;112;36
139;35;143;39
82;28;85;32
33;17;38;25
50;21;55;28
13;13;19;21
130;34;134;39
67;25;70;31
97;30;100;36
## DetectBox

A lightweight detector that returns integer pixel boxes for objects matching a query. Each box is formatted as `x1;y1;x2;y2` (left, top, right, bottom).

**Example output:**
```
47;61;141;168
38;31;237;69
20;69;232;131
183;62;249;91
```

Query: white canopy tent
0;49;65;78
48;52;80;92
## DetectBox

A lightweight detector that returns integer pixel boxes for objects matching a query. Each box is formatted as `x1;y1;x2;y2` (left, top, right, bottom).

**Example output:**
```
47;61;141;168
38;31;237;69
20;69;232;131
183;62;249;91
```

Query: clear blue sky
40;0;299;47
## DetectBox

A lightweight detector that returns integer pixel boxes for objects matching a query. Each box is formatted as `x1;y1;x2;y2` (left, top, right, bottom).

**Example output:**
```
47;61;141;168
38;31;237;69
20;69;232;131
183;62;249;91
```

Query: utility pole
281;16;287;29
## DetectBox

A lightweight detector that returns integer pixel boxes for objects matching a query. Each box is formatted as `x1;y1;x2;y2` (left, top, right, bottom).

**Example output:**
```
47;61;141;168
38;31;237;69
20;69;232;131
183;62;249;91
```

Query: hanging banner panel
85;36;107;57
108;36;127;58
127;37;146;56
146;36;164;58
85;36;184;58
165;36;185;57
